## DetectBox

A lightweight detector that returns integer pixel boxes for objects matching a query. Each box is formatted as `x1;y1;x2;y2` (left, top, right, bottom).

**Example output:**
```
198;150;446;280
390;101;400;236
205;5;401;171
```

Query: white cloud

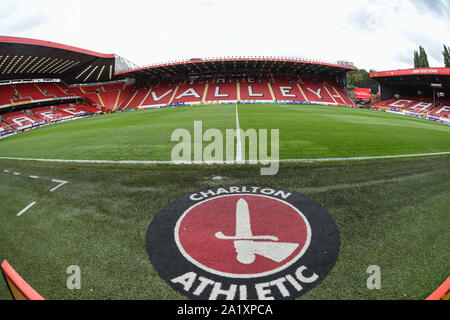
1;0;450;71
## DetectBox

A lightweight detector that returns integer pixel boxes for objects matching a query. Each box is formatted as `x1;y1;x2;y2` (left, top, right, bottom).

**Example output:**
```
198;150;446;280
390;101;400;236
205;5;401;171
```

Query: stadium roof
370;68;450;78
370;68;450;87
0;36;128;84
0;36;355;85
116;57;356;82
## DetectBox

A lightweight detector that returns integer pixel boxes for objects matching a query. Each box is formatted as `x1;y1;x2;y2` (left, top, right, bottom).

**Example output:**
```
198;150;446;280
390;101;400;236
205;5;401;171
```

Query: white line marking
3;169;9;173
50;179;68;192
0;151;449;165
29;175;40;179
13;172;21;176
235;103;244;163
17;201;36;217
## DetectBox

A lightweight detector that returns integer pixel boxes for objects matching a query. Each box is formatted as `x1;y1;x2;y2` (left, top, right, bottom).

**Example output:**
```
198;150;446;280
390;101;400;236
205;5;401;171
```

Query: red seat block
240;77;273;101
204;79;238;102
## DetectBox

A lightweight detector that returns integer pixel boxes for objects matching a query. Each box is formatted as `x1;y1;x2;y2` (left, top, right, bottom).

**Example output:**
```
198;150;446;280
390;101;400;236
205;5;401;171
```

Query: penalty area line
17;201;37;217
50;179;68;192
0;151;450;165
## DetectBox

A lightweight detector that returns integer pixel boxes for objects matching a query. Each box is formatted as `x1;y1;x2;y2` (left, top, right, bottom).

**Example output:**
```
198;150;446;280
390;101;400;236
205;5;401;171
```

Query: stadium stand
121;87;152;109
14;83;48;101
369;93;450;124
429;104;450;118
0;36;361;137
204;78;239;103
271;77;307;102
36;83;76;98
116;76;355;109
329;82;354;105
369;68;450;124
0;82;78;105
240;76;274;102
171;80;206;105
372;96;438;113
0;121;13;136
56;104;101;116
68;86;86;96
31;106;73;123
85;92;104;107
139;82;175;107
11;97;32;104
300;78;337;105
1;110;45;131
0;84;18;105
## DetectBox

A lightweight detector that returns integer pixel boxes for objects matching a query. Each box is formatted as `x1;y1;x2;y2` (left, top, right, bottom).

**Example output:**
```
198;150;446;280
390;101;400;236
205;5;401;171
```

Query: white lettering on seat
214;86;229;98
306;88;323;99
152;90;173;102
248;86;264;97
175;88;201;100
279;86;296;98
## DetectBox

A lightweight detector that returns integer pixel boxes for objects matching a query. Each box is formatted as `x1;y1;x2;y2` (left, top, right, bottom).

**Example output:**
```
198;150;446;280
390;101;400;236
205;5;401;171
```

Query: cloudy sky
1;0;449;71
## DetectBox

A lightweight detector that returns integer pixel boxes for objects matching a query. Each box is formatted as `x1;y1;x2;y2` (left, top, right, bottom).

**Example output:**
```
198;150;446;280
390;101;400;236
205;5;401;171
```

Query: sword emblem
215;198;299;264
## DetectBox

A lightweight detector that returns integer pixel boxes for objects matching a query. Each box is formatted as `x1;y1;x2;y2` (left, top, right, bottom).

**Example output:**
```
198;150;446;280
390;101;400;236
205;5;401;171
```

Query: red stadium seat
14;83;48;100
0;85;17;105
299;78;337;105
140;82;176;107
1;110;45;131
239;76;273;102
204;78;239;103
31;107;73;123
0;121;14;135
271;77;307;102
36;83;76;98
430;104;450;118
171;80;206;105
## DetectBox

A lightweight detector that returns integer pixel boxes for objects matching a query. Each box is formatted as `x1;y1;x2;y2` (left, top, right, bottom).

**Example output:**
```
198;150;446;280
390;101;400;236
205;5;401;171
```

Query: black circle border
146;185;340;300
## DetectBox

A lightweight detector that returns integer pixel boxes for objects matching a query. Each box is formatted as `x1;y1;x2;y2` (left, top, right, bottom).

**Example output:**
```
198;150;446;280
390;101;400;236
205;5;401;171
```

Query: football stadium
0;1;449;304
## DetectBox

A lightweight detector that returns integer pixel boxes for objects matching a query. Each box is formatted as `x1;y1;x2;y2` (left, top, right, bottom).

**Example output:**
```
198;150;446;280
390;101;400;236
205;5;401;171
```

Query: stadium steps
328;86;346;104
112;89;123;111
295;83;308;102
237;82;241;101
33;83;55;99
138;89;153;107
0;85;17;105
0;120;15;132
120;90;139;110
267;82;276;101
55;83;74;97
168;85;180;104
322;83;338;104
202;83;209;103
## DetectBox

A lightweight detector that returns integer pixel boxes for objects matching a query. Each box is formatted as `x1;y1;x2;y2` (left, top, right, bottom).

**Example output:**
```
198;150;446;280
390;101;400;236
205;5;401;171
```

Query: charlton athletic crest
146;185;340;300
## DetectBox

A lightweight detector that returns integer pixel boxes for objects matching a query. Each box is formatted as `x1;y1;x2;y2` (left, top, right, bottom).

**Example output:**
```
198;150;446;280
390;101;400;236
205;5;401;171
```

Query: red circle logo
175;194;311;278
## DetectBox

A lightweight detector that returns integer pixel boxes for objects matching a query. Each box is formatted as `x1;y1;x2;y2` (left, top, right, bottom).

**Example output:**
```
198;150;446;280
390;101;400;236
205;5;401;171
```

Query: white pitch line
0;151;449;165
235;103;244;164
13;172;21;176
3;169;9;173
50;179;68;192
29;175;40;179
17;201;36;217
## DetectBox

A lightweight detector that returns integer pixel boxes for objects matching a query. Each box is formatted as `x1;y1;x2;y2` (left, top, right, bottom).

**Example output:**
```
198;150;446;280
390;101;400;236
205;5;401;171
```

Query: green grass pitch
0;104;449;161
0;103;449;300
